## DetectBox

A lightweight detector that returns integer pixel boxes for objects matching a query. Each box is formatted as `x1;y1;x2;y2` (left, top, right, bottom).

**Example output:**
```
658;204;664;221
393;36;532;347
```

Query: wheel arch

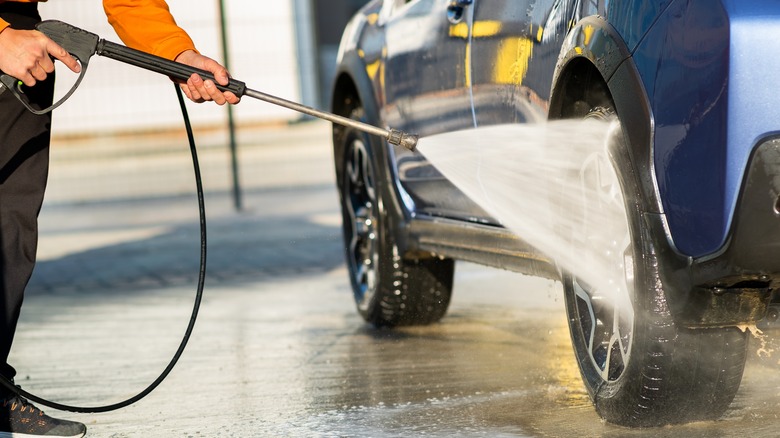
549;17;705;324
331;52;455;327
330;51;417;258
332;56;380;172
549;16;660;216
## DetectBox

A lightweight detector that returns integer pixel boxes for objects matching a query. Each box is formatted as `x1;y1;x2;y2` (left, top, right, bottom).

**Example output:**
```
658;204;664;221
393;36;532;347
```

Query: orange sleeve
103;0;197;60
0;0;39;34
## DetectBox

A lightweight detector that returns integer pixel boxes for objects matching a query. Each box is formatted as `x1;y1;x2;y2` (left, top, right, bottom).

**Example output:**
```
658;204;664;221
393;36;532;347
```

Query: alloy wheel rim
572;142;635;383
344;138;379;310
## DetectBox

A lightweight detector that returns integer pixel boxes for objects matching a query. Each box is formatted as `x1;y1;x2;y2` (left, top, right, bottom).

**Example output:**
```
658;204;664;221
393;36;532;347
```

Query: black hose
0;84;208;413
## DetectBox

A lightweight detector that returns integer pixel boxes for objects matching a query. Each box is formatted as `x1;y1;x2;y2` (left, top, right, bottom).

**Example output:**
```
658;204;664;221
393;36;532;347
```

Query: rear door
469;0;580;126
383;0;475;136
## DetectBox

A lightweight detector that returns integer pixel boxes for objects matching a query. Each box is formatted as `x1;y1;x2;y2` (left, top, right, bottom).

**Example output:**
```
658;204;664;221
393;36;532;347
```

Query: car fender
331;3;386;187
332;53;383;147
332;4;384;131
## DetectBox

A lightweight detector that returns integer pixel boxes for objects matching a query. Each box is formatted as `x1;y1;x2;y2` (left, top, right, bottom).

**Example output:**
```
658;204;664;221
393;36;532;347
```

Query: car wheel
338;106;454;327
562;107;748;426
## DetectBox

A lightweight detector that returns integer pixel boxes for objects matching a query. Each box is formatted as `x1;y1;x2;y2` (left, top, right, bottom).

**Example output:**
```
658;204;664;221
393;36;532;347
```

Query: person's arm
103;0;239;105
103;0;194;61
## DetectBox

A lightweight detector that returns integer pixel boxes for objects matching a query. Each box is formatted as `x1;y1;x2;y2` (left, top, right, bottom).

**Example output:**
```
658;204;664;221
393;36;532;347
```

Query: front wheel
563;108;748;426
337;105;454;327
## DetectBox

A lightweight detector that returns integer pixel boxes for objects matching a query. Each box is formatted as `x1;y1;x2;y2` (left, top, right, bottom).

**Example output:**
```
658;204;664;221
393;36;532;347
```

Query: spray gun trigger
0;80;22;96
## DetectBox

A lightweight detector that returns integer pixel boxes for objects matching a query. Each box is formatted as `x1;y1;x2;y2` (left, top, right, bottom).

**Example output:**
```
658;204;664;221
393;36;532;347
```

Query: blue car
330;0;778;426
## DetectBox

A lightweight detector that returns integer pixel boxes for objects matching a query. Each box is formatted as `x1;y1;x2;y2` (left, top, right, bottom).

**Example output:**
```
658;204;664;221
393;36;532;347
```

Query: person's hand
174;50;240;105
0;27;81;86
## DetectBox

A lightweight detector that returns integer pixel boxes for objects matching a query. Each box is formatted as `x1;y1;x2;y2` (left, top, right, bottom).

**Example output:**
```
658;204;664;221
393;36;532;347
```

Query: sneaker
0;394;86;438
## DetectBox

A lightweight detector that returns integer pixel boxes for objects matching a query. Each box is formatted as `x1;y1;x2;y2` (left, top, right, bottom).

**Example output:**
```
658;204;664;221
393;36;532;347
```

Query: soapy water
738;325;774;358
415;119;631;306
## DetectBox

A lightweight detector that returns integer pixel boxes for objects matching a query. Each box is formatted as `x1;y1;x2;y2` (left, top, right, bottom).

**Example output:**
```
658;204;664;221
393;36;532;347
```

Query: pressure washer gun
0;20;418;151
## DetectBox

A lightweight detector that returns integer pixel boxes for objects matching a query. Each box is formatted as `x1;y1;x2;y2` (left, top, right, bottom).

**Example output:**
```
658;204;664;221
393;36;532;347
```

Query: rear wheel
338;105;454;327
563;108;748;426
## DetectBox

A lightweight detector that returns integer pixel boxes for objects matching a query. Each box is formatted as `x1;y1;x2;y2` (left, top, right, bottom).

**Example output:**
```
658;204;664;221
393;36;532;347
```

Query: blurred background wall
36;0;372;207
41;0;371;136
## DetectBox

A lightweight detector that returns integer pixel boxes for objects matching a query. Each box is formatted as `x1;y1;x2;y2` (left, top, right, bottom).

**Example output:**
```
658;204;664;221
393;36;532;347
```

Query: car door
383;0;475;136
382;0;495;221
469;0;578;126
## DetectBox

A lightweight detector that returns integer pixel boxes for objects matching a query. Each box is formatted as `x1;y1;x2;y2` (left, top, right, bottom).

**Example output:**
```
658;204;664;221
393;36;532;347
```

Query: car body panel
469;0;550;126
333;0;780;267
363;0;674;228
632;0;780;257
632;1;730;258
382;0;495;222
721;1;780;257
606;0;675;52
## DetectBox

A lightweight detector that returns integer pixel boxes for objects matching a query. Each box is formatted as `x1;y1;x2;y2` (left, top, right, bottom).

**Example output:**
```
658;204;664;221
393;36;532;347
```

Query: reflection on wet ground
15;259;780;437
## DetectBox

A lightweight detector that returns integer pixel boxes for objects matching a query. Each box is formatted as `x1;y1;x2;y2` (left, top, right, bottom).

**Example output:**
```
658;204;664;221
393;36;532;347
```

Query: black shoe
0;394;86;437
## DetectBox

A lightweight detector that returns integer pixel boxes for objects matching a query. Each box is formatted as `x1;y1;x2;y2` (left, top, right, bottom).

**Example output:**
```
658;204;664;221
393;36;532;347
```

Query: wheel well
331;73;362;182
549;58;614;120
331;73;361;117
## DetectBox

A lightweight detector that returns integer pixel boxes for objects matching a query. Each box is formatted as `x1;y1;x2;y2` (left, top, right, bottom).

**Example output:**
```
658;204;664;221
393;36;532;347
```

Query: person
0;1;239;436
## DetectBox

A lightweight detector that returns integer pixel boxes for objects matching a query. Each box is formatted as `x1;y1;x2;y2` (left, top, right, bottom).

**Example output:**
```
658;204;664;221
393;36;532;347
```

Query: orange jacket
0;0;196;60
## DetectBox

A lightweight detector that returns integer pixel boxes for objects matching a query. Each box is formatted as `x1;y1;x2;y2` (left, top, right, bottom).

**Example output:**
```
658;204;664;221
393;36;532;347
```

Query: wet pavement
11;120;780;436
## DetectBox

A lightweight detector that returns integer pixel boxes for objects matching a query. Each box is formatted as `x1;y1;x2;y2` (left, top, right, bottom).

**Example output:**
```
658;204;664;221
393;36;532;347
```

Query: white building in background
41;0;320;136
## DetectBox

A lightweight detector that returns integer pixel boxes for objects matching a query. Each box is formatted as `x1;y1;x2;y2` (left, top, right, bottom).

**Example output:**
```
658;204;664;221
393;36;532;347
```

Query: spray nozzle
387;129;418;152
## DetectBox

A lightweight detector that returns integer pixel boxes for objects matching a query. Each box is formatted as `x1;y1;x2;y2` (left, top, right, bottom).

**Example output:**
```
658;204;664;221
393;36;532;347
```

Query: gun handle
37;20;100;65
0;20;97;115
97;40;246;97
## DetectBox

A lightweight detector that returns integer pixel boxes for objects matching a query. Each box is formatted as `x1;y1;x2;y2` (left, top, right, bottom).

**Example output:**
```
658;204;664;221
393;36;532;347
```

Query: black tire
337;106;454;327
562;108;748;426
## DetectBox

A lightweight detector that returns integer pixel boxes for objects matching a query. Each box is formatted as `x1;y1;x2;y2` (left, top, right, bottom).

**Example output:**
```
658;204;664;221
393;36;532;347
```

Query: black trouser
0;3;55;382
